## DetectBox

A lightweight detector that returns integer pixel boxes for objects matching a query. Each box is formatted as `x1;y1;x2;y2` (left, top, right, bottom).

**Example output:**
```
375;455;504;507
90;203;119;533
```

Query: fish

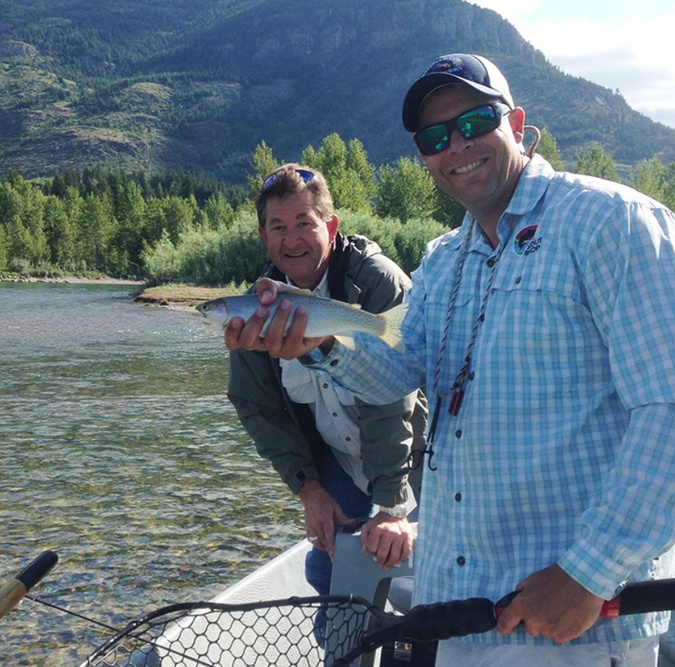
195;291;407;352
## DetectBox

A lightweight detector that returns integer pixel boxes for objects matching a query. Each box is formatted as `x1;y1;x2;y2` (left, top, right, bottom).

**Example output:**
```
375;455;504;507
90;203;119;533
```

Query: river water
0;282;303;666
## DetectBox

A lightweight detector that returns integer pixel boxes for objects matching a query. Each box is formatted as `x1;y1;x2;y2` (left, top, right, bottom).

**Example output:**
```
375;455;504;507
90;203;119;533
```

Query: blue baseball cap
402;53;515;132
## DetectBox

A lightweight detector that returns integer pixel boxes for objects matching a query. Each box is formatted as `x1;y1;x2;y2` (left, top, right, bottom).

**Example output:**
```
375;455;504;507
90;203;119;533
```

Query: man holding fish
224;55;675;665
221;164;427;598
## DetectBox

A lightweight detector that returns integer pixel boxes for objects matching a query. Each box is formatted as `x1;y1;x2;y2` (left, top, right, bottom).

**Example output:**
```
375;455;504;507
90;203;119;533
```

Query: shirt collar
286;269;330;298
505;154;554;217
495;154;555;244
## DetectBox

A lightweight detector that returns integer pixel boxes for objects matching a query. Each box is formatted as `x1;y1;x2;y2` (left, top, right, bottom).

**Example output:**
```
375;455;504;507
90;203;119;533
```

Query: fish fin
378;302;408;352
335;335;356;349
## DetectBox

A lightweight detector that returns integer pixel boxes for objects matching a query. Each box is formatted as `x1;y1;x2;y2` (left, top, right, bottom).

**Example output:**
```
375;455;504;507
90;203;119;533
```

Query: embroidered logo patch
514;225;541;256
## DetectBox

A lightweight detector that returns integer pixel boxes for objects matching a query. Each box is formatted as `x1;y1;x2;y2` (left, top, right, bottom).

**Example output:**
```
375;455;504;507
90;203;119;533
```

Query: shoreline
0;274;237;308
0;274;142;286
133;284;238;307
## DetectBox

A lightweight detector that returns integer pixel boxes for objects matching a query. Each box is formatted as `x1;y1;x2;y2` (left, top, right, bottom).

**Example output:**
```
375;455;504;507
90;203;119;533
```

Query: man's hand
360;513;414;571
298;480;354;559
223;278;331;360
497;564;605;643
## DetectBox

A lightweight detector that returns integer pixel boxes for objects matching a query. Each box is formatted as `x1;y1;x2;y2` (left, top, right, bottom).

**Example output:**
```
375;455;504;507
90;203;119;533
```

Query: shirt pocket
487;249;601;381
491;246;585;304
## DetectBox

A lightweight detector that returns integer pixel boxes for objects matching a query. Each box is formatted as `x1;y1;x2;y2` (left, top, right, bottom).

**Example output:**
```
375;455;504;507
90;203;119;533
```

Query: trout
196;291;406;351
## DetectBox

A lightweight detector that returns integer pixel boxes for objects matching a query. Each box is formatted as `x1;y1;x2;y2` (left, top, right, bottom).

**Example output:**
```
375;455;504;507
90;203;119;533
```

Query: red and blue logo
513;225;541;256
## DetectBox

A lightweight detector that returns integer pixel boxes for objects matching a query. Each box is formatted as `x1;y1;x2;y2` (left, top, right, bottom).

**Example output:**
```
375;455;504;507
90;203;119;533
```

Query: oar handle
0;551;58;619
494;578;675;620
601;578;675;617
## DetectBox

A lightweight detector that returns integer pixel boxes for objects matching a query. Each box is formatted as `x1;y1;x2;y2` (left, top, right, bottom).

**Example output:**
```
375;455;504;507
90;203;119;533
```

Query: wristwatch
377;504;408;518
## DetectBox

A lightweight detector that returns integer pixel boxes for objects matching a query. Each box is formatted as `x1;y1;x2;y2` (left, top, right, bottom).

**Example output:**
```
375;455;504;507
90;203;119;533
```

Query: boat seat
330;524;415;611
328;525;417;667
386;575;415;614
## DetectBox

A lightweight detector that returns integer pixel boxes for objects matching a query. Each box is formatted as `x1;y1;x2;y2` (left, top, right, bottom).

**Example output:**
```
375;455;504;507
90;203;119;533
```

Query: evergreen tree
75;193;116;273
303;134;373;212
574;142;619;182
629;158;668;204
345;139;377;202
110;180;147;275
43;193;77;267
204;193;235;230
665;161;675;211
375;157;436;223
248;142;279;195
0;178;50;268
536;128;565;170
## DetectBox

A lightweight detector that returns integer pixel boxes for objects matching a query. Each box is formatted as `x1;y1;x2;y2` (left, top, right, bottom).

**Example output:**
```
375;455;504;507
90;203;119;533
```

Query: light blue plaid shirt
309;156;675;644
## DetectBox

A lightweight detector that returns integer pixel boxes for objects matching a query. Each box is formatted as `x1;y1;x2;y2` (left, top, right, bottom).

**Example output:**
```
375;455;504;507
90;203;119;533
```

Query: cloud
468;3;675;128
519;17;675;127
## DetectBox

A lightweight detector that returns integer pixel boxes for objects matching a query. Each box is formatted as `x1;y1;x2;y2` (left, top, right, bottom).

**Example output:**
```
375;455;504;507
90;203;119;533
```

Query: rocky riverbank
0;273;142;286
1;274;240;310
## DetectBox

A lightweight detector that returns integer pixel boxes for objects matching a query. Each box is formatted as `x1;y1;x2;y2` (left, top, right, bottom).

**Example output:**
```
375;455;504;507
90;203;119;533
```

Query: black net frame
82;595;377;667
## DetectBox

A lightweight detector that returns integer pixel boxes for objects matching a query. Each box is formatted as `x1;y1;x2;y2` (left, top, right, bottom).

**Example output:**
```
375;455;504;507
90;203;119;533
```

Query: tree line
2;130;674;285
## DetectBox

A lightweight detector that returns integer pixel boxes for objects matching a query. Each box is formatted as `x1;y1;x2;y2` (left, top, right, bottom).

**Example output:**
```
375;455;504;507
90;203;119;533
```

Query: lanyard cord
432;219;475;398
426;221;506;452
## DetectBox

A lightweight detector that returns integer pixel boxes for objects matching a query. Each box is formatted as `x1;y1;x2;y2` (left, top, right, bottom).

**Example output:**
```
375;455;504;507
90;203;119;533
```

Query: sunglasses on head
414;103;511;156
261;168;315;191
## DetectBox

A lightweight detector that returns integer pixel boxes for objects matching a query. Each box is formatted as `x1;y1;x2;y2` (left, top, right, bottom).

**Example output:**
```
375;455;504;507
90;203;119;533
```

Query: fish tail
378;302;407;352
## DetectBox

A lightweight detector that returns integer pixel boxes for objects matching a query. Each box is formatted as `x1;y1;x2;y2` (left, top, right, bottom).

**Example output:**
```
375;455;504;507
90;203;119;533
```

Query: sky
469;0;675;129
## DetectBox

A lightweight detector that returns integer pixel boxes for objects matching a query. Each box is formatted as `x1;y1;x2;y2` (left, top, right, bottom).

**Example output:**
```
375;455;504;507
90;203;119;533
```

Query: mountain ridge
1;0;674;183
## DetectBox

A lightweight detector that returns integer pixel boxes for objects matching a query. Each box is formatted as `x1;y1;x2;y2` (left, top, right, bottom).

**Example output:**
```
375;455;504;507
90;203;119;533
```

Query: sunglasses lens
457;106;500;139
262;169;316;190
295;169;315;182
415;105;504;156
415;125;450;156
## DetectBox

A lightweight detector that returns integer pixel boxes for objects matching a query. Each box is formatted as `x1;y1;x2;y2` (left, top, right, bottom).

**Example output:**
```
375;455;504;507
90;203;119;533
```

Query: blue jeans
304;446;372;596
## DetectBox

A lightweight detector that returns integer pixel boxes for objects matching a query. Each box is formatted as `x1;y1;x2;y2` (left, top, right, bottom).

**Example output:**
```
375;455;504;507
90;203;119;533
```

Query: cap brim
402;73;506;132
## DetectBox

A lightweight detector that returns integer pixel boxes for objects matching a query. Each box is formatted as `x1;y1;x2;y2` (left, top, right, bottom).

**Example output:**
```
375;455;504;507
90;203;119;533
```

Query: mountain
1;0;674;184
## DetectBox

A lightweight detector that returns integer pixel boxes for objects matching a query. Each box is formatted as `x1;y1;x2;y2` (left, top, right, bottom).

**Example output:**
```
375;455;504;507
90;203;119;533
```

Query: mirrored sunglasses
261;168;315;191
414;103;511;156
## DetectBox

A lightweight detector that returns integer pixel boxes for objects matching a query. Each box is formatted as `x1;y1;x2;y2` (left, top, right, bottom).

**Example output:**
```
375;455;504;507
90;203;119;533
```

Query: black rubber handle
602;578;675;617
494;578;675;619
0;551;58;619
402;597;497;640
16;551;59;591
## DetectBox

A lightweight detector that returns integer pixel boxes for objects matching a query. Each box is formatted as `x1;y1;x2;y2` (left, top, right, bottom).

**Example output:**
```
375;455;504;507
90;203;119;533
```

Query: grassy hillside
1;0;674;183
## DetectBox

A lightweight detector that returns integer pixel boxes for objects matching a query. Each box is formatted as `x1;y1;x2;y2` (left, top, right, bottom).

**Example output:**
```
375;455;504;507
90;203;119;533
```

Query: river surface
0;282;303;666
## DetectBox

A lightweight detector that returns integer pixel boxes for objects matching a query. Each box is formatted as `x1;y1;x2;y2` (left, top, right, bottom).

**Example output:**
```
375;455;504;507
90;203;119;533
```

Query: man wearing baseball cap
225;53;675;666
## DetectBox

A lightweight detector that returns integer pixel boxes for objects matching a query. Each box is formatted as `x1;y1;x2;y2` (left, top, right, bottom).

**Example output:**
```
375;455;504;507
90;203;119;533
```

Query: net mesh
83;596;375;667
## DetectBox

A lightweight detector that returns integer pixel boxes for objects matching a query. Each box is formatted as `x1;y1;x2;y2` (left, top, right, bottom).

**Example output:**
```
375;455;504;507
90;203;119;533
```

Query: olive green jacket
227;233;427;507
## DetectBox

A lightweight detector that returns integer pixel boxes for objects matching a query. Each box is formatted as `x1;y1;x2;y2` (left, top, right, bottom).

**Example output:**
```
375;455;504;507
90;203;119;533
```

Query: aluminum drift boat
80;526;675;667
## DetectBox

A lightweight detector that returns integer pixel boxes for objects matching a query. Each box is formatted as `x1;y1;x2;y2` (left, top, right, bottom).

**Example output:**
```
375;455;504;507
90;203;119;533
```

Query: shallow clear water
0;283;303;665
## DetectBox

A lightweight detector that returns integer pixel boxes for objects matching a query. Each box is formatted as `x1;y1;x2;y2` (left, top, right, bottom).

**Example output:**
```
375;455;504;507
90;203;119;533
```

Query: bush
143;212;269;286
339;209;447;275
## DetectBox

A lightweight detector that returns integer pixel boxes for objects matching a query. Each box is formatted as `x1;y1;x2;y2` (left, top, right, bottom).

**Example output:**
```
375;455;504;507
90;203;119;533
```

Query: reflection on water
0;283;303;665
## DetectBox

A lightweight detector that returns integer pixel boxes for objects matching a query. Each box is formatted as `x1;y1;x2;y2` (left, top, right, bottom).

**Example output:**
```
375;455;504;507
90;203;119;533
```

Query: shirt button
515;276;522;284
469;372;475;381
486;258;496;267
455;429;462;438
332;412;338;417
345;437;352;442
454;492;462;502
322;383;329;389
456;556;466;566
330;359;339;367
